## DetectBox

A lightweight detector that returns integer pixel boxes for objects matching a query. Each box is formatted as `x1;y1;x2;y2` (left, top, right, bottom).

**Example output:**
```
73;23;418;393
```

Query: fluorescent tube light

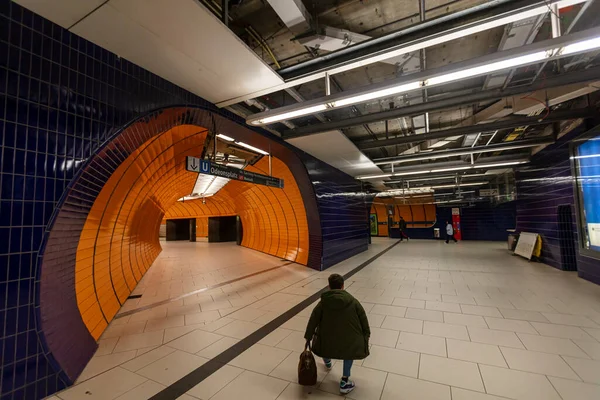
332;81;421;108
474;161;528;168
561;36;600;55
427;51;548;86
217;134;235;142
430;166;473;173
357;173;393;180
235;142;269;155
250;104;328;125
431;182;487;189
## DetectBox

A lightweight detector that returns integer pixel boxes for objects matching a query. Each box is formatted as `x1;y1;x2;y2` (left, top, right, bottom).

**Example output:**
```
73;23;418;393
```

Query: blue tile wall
0;2;370;398
461;202;516;241
515;125;600;283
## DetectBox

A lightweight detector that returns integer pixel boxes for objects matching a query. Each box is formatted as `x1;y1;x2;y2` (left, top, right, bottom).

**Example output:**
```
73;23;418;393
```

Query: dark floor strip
149;240;401;400
116;262;293;318
127;294;142;299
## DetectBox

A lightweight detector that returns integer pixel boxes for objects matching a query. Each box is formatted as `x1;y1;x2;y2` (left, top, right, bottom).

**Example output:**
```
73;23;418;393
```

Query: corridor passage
49;239;600;400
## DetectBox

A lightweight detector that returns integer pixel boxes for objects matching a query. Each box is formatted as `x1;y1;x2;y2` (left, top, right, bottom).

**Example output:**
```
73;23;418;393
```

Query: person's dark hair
328;274;344;290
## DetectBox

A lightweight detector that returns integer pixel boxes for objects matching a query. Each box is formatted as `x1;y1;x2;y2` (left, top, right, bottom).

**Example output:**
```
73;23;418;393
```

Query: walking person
446;221;458;243
304;274;370;394
399;216;409;241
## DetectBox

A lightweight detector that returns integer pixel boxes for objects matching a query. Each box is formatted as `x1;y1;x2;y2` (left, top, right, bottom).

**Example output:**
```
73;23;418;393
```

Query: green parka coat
304;290;371;360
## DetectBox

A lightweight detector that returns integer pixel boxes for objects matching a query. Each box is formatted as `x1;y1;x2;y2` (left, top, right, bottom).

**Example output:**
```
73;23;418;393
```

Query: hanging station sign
186;156;284;189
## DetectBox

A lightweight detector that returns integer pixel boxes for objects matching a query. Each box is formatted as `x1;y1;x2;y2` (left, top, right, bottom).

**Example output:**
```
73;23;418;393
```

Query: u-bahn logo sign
186;156;284;189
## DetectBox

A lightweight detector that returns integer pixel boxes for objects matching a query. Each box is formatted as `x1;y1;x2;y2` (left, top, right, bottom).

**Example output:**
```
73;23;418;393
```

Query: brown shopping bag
298;342;317;386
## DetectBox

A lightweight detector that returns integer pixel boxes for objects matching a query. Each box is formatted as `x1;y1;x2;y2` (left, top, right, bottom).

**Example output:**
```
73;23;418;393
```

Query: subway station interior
1;0;600;399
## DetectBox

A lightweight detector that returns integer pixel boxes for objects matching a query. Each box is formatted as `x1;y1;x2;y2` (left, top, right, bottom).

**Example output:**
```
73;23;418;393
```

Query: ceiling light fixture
217;134;235;142
247;26;600;126
235;142;269;155
221;0;586;108
431;182;487;189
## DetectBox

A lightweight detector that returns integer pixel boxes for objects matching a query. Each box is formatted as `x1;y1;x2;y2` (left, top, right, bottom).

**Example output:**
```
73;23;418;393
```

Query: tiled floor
50;239;600;400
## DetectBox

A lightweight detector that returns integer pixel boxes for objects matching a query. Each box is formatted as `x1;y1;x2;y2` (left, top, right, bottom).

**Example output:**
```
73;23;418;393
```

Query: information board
514;232;539;260
186;156;284;188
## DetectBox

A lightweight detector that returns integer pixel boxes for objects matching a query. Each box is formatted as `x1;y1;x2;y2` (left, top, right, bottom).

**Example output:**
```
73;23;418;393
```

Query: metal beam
372;137;554;164
282;66;600;137
356;108;594;150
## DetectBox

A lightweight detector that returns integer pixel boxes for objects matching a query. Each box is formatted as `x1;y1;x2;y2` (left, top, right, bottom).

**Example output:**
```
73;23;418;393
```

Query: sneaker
324;360;332;369
340;379;355;394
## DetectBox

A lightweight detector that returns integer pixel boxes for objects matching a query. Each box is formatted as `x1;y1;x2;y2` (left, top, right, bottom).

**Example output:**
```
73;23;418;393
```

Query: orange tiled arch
75;125;309;339
370;199;436;236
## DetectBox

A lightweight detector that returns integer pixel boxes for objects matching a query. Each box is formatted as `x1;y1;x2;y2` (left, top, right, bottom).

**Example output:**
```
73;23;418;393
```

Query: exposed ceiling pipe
281;67;600;137
355;108;594;149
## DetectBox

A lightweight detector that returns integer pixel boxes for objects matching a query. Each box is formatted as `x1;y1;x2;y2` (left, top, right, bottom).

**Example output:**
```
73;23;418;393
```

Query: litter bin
434;228;440;239
508;232;519;251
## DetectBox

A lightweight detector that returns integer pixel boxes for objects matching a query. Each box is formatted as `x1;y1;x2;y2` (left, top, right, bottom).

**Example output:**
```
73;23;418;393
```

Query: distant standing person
304;274;370;394
399;216;409;241
446;221;457;243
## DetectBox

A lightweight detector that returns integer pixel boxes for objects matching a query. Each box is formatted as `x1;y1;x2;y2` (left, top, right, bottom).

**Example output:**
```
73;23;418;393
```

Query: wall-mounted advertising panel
574;136;600;256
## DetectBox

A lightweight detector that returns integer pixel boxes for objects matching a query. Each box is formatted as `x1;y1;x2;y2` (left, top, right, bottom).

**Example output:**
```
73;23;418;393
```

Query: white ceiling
15;0;284;104
287;131;383;178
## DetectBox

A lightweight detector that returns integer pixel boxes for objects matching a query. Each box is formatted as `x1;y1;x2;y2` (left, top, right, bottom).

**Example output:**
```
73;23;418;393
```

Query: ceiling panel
16;0;284;104
287;131;383;177
14;0;105;28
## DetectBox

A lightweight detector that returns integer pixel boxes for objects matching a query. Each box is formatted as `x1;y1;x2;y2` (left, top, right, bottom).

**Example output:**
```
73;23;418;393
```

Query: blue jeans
323;358;353;377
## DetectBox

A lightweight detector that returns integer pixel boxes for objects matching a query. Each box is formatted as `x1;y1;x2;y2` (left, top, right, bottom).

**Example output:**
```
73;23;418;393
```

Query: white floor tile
451;387;508;400
549;376;600;400
196;336;239;359
381;316;423;333
184;311;222;325
167;330;223;354
230;343;291;374
370;304;407;317
121;346;176;372
362;344;419;377
114;380;165;399
369;327;400;348
275;330;307;352
480;364;561;400
460;305;502;318
583;327;600;341
446;339;506;367
215;320;262;339
319;363;387;400
137;350;207;385
484;317;537;334
144;316;185;332
259;328;293;347
574;339;600;360
498;309;549;322
419;354;484;392
56;367;147;400
467;327;524;348
517;333;589;357
381;373;451;400
163;324;205;343
227;307;269;322
423;321;469;340
563;356;600;384
405;308;444;322
281;316;310;332
542;313;600;328
211;370;289;400
392;298;426;309
95;338;119;356
426;301;462;313
185;365;244;399
276;383;341;400
531;322;594;340
442;295;477;305
396;332;447;357
77;350;137;382
500;346;580;379
113;331;165;353
443;313;487;328
366;313;386;328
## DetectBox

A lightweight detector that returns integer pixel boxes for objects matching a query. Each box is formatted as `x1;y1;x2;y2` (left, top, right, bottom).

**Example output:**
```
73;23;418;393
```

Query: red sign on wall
452;208;462;241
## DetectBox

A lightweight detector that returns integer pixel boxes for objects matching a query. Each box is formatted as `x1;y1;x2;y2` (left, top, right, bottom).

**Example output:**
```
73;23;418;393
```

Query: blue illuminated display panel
576;137;600;254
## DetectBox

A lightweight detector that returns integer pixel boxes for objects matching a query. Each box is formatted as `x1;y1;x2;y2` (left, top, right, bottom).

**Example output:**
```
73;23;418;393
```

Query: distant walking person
446;221;458;243
304;274;370;394
399;216;409;241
